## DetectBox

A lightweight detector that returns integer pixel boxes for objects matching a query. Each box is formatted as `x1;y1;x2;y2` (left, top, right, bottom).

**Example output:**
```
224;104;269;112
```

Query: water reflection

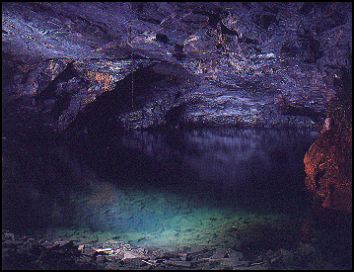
116;128;318;199
3;128;319;248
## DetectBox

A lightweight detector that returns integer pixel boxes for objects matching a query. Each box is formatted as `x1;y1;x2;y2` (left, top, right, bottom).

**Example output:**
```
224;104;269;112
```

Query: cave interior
2;2;352;270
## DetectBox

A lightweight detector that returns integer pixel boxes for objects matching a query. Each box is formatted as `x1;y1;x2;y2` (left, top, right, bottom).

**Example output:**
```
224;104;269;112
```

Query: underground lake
3;128;318;246
4;127;351;269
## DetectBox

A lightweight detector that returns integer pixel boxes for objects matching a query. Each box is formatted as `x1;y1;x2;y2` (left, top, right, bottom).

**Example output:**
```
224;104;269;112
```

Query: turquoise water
3;128;319;251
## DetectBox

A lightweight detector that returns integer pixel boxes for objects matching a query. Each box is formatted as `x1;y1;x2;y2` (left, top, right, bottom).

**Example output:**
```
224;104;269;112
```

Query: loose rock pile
2;230;342;270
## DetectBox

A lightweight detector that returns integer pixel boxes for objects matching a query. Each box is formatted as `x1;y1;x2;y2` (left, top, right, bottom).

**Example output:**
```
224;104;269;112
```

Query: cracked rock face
304;66;352;213
2;2;352;137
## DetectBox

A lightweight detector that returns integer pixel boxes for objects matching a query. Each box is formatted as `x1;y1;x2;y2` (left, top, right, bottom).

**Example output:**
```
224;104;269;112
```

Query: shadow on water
76;128;318;210
3;128;319;249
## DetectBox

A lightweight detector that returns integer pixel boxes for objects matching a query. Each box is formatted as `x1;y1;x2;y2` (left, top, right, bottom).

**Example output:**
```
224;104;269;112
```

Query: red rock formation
304;67;352;213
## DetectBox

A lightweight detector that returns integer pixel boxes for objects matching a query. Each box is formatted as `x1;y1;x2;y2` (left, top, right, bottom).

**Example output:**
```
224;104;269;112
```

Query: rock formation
304;64;352;213
2;3;352;138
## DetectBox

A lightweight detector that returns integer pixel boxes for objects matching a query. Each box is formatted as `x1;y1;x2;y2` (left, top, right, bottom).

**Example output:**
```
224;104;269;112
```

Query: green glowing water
40;183;293;251
5;128;318;251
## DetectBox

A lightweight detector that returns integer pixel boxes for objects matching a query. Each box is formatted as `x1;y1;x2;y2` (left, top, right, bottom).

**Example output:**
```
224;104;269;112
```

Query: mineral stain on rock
304;66;352;213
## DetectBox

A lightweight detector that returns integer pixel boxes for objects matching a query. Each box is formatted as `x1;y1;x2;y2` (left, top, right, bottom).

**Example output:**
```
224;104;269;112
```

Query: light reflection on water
4;128;319;249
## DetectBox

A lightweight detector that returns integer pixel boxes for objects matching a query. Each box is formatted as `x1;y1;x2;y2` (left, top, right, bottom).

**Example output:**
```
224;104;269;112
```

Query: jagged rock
83;247;97;257
225;249;244;260
240;263;269;270
122;250;148;265
78;244;85;253
53;240;75;248
153;250;180;260
269;248;295;265
105;254;124;262
186;248;213;261
95;255;107;263
211;257;250;268
304;66;352;213
162;260;192;268
3;2;352;138
105;262;122;270
211;248;227;259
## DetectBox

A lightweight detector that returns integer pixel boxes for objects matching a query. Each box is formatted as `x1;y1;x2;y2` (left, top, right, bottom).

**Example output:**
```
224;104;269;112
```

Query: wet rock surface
302;64;352;268
2;231;345;270
304;65;352;213
2;2;352;137
302;61;352;268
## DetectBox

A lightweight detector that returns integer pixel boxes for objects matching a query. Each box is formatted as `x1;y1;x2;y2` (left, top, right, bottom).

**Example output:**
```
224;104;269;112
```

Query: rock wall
304;65;352;213
2;3;352;137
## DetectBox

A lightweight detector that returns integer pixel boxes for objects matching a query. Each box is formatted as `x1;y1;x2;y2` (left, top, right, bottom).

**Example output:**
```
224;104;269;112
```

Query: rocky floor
2;231;340;270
